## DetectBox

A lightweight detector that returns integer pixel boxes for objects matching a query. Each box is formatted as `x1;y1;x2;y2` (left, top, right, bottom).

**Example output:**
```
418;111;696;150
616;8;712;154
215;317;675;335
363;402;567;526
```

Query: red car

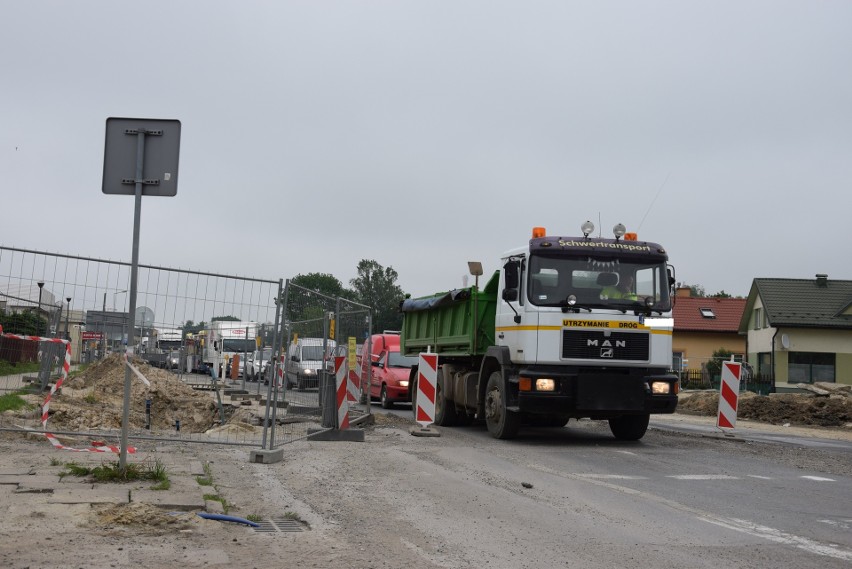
358;333;418;408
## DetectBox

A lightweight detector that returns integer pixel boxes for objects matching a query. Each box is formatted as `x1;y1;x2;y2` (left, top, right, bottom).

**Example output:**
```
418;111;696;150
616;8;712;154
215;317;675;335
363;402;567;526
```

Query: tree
705;347;734;379
349;260;405;333
676;282;706;297
182;320;206;336
0;310;47;336
290;273;353;300
709;290;733;298
211;315;239;322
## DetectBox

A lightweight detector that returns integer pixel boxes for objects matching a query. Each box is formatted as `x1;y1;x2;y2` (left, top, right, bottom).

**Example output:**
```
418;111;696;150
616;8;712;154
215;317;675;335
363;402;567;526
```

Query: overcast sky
3;1;851;300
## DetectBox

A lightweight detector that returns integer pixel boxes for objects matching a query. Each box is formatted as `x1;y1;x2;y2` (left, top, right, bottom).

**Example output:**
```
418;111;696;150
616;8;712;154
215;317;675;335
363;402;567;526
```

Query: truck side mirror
502;288;518;302
503;260;521;303
504;260;520;289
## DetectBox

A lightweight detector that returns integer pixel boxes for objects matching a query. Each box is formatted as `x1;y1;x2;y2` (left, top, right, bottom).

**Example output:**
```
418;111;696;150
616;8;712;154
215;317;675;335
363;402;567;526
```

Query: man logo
600;348;614;358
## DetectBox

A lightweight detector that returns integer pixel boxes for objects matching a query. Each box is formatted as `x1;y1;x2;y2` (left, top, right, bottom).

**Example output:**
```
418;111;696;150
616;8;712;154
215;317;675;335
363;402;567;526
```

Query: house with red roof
671;288;747;378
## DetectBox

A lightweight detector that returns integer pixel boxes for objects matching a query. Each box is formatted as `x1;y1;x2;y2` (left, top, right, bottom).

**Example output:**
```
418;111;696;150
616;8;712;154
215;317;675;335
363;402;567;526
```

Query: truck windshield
527;254;671;311
387;351;418;368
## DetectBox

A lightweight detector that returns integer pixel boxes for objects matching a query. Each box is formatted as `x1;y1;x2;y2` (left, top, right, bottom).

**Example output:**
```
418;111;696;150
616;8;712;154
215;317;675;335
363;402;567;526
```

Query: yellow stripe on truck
495;324;672;335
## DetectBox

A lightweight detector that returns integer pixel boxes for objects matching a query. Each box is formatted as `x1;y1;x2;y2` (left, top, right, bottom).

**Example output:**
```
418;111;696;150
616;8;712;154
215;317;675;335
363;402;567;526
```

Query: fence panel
0;245;281;448
265;282;372;449
676;368;774;394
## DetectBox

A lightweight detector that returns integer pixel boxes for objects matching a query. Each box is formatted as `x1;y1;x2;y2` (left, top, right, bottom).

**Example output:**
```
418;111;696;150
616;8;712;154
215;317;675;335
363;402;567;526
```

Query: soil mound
677;383;851;427
44;354;217;433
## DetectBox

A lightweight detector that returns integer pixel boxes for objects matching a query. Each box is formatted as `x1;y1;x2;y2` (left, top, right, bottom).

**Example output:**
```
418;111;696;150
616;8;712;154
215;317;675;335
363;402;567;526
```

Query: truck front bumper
514;369;678;417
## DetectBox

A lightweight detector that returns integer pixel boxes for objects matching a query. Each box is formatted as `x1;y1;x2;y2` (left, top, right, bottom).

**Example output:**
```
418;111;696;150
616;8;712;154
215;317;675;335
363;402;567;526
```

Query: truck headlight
650;381;671;395
535;378;556;392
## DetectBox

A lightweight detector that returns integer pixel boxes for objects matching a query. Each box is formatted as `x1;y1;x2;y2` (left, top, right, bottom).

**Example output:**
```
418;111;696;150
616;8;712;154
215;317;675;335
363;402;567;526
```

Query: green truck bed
400;271;498;357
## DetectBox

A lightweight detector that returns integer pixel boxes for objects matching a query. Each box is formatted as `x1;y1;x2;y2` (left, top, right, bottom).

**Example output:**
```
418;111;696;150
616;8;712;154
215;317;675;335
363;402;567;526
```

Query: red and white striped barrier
415;353;437;427
276;360;285;389
334;356;349;429
346;361;360;403
716;360;742;431
1;332;135;454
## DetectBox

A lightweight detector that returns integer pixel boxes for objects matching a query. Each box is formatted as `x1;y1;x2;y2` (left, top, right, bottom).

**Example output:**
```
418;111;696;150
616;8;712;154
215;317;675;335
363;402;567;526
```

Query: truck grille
562;330;649;361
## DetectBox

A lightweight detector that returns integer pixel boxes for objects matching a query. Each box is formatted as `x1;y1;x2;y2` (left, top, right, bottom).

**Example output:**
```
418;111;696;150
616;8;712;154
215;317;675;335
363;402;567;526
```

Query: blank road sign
102;117;181;196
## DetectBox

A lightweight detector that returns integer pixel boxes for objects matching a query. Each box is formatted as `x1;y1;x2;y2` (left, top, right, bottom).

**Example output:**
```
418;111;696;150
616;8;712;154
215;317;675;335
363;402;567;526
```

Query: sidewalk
651;410;852;443
0;438;215;515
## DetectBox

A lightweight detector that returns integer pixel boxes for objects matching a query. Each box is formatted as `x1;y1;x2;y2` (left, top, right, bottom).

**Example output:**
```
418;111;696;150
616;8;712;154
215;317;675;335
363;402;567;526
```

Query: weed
59;458;169;486
246;514;262;522
83;393;98;404
198;463;228;513
61;462;93;478
49;457;62;466
151;479;171;491
0;392;31;413
283;511;301;521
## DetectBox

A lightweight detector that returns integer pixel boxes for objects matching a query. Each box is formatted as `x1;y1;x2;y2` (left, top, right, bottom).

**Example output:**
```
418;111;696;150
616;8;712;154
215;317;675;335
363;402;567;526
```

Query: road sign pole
119;130;146;471
103;117;180;470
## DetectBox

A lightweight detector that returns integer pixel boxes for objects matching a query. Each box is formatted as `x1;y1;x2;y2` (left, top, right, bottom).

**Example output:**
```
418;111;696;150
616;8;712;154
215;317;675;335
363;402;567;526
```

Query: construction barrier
716;360;742;431
1;332;136;454
415;353;437;427
334;356;349;429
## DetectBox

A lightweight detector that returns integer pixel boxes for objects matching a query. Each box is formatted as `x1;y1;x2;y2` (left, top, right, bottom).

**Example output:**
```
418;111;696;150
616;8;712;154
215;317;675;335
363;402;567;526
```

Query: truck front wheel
484;372;520;439
608;413;650;441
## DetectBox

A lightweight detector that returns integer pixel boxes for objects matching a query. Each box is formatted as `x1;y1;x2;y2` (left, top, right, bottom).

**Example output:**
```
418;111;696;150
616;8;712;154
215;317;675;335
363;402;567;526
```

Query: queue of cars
242;333;417;409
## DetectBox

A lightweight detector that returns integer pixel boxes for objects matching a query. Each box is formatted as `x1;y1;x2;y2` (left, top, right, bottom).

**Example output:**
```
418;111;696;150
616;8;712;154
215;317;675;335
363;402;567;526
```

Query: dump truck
401;222;679;440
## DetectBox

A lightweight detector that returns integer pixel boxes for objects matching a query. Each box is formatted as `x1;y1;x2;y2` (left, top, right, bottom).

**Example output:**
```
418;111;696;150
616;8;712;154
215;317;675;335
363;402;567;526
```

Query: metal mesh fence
264;281;372;449
0;245;282;447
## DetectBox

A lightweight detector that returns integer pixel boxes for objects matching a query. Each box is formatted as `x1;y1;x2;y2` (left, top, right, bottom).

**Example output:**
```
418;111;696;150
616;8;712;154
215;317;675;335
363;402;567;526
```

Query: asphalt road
353;401;852;568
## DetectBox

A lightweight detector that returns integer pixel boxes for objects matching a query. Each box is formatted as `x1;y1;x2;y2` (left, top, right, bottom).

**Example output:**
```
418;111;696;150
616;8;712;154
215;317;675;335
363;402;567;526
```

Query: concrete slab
49;486;129;504
0;468;36;476
132;488;206;511
249;448;284;464
409;426;441;437
204;499;226;514
15;475;89;493
189;461;206;477
307;428;366;442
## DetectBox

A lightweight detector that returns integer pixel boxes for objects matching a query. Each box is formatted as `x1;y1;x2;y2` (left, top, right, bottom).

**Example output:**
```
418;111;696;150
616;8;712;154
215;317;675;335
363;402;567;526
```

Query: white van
285;338;337;390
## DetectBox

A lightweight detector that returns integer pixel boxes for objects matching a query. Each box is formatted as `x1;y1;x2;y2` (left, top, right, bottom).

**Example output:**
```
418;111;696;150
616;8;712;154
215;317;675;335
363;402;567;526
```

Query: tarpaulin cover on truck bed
400;288;471;313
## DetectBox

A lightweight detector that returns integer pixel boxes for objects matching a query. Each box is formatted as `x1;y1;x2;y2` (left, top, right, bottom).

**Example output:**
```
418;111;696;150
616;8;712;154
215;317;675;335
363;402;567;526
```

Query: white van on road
285;338;337;391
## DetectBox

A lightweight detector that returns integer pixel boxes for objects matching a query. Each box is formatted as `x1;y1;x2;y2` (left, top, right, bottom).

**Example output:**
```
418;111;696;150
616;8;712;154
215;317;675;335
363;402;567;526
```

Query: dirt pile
678;382;852;427
91;503;208;534
41;354;217;433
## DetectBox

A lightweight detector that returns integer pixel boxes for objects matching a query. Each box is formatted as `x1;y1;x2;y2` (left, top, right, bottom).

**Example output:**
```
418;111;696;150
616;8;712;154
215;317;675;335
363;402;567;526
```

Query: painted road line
668;475;740;480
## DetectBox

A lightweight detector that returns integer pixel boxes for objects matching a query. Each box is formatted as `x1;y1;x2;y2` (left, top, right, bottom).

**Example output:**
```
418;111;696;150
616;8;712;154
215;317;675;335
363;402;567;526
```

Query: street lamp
113;290;127;311
65;297;72;340
113;290;127;348
36;282;44;335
